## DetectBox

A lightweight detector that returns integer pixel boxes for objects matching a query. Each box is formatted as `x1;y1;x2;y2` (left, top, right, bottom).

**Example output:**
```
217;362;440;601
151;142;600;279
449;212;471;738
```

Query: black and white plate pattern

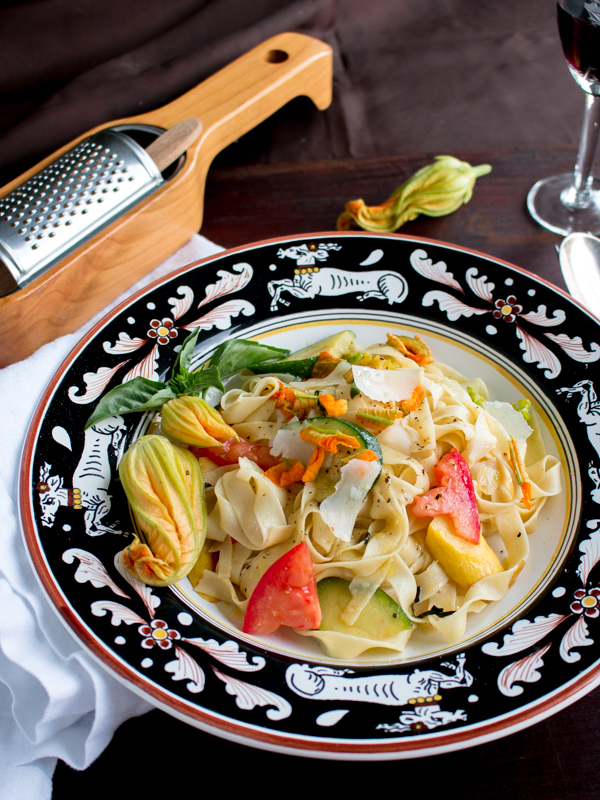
20;233;600;757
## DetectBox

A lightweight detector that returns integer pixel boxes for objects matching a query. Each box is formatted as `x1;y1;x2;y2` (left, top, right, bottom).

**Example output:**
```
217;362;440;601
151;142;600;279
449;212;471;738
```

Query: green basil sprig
84;328;289;429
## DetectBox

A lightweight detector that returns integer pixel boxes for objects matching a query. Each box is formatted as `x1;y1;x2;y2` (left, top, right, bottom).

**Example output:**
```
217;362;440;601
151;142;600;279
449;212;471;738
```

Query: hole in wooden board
266;49;289;63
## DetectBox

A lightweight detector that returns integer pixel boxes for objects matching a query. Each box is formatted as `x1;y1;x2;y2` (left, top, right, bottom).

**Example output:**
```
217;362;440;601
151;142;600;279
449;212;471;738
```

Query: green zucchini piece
283;417;382;501
282;417;382;460
317;577;412;639
247;331;359;379
287;330;357;361
247;356;318;380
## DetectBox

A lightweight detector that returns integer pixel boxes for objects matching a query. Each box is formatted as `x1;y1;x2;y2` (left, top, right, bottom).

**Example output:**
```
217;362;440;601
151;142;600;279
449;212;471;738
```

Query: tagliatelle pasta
189;330;563;659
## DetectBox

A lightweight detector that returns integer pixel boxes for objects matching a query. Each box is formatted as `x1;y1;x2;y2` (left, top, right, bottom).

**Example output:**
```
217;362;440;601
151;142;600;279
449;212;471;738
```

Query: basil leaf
210;339;290;377
247;356;318;380
171;327;201;379
84;377;172;429
180;365;224;395
128;386;178;412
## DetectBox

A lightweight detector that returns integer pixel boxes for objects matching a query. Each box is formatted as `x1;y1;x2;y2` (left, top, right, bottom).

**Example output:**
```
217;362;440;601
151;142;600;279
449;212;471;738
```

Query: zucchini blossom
161;396;238;447
119;435;206;586
337;156;491;232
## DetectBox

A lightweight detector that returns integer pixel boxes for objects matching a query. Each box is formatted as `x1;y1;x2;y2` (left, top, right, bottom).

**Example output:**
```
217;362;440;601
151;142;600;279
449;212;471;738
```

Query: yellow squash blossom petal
161;396;238;447
337;156;491;232
119;435;206;586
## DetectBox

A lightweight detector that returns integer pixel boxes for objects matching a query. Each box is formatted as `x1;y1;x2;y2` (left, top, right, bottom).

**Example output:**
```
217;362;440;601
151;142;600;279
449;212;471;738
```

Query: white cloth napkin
0;234;224;799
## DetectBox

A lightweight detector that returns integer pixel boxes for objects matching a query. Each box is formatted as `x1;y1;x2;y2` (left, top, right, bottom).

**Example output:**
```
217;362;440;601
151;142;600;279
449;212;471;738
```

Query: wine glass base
527;174;600;235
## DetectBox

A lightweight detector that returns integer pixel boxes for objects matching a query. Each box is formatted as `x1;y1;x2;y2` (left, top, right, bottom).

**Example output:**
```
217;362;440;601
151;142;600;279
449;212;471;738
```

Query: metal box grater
0;31;333;367
0;127;165;296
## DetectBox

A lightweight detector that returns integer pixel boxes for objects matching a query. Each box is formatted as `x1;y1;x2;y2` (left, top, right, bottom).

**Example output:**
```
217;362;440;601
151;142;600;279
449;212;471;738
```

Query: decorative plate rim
19;231;600;757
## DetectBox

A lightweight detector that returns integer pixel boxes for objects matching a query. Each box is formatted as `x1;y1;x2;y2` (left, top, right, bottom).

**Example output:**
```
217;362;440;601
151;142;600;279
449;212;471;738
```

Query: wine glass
527;1;600;235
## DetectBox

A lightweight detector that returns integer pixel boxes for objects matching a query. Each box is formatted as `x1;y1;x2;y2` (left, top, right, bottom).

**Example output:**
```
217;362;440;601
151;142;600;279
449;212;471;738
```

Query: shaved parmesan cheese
270;426;315;465
482;401;533;449
352;365;423;403
320;459;381;542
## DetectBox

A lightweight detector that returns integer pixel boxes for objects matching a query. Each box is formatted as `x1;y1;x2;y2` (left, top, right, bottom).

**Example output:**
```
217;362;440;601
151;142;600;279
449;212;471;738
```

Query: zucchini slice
247;331;359;380
287;330;357;361
282;417;382;501
317;577;412;639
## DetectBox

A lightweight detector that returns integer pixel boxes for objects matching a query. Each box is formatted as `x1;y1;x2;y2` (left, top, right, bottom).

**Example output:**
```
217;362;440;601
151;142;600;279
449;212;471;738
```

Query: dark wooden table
52;147;600;799
201;145;575;289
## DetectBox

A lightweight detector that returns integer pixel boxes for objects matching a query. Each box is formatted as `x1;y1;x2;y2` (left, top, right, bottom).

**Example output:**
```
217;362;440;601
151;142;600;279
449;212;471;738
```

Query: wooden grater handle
133;32;332;174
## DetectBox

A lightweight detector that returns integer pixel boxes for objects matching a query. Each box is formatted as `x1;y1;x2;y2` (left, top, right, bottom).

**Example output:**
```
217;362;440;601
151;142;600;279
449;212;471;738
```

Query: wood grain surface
51;146;600;799
201;146;573;292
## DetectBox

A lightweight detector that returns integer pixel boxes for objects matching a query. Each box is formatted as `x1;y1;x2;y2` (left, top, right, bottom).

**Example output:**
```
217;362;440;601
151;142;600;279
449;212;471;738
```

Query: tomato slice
411;448;480;544
242;543;322;635
191;438;280;470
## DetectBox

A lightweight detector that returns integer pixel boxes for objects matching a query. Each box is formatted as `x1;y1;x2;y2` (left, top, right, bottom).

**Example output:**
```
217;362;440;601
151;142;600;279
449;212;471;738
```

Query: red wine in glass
557;2;600;90
527;1;600;235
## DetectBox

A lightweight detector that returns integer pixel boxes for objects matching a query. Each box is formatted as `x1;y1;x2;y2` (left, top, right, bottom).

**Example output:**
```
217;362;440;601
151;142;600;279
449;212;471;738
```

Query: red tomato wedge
243;543;322;635
191;438;280;470
411;449;480;544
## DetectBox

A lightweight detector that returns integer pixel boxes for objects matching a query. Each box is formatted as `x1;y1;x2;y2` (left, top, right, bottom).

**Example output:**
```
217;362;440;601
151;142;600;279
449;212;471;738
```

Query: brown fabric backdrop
0;0;586;187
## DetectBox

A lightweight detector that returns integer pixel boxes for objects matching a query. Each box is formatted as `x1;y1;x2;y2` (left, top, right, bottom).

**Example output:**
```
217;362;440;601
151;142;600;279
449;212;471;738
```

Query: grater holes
2;126;164;272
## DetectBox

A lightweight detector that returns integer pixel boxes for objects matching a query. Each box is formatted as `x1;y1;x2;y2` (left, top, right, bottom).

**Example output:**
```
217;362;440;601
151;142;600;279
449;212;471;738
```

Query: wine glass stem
562;93;600;210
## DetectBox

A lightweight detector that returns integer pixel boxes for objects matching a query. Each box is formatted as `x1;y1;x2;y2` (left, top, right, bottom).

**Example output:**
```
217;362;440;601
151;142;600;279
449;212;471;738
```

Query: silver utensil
0;118;201;297
558;231;600;320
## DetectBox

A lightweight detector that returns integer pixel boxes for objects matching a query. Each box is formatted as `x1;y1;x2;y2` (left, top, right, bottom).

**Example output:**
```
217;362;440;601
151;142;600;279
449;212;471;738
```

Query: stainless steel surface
0;127;165;295
559;231;600;320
